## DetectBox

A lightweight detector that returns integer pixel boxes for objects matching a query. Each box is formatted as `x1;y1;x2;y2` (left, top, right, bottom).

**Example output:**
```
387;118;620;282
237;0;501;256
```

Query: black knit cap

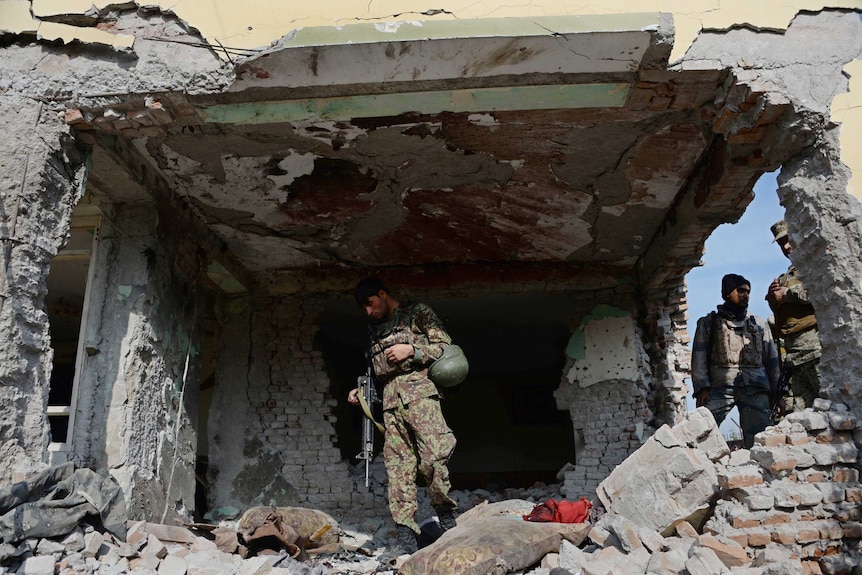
721;273;750;299
354;276;389;305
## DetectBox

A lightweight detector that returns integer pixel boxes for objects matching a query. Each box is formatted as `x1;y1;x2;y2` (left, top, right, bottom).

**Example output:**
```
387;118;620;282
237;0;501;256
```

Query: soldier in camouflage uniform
348;277;457;558
766;220;821;410
692;274;781;448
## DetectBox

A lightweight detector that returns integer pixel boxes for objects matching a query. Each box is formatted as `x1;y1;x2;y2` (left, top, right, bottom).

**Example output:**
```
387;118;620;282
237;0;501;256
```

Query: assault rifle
356;366;383;488
770;363;791;422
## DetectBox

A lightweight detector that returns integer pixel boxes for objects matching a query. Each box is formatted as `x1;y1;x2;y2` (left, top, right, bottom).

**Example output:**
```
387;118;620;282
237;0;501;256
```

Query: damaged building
1;0;861;546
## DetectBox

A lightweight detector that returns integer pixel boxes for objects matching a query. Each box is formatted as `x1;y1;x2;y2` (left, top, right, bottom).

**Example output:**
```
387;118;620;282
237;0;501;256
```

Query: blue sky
682;171;787;435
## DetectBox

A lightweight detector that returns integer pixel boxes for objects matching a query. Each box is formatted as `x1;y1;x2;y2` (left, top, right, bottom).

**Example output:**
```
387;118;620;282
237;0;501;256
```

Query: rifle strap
358;392;385;433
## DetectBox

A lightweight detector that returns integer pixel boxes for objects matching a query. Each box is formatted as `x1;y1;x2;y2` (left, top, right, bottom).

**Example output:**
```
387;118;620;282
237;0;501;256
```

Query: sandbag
399;517;589;575
238;506;339;546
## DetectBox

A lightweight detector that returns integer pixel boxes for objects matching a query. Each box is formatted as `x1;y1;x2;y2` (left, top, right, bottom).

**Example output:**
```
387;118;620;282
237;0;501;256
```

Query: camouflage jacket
771;265;821;366
691;307;780;394
368;302;451;410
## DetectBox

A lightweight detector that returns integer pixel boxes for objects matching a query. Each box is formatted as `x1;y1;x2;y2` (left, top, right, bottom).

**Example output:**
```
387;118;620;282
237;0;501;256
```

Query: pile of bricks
543;404;862;575
706;399;861;575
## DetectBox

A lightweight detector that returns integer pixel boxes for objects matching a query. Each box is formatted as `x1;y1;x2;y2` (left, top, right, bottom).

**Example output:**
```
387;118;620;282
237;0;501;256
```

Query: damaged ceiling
76;13;785;293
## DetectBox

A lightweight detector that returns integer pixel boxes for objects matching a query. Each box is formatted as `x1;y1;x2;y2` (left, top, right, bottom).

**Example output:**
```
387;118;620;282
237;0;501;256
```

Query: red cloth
522;497;592;523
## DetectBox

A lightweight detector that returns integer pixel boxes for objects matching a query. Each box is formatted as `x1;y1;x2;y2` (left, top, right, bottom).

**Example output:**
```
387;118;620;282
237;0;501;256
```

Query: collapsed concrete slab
596;408;727;535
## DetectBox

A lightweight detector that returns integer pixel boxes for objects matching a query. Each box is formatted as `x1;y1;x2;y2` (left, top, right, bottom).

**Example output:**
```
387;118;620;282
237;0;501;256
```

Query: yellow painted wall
832;60;862;202
1;0;860;196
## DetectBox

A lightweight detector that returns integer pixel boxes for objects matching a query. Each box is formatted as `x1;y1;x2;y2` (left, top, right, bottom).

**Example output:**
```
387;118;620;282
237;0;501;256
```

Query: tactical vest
709;313;764;369
773;266;817;336
368;304;429;380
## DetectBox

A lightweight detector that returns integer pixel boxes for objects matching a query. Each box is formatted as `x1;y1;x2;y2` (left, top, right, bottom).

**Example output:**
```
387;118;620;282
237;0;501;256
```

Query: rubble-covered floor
4;401;860;575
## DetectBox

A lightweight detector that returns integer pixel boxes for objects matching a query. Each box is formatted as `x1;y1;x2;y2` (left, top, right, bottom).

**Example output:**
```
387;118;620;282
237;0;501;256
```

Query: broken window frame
47;214;101;463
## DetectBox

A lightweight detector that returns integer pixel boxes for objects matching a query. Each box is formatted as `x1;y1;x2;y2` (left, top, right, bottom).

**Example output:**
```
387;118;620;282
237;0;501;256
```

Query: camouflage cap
770;219;789;242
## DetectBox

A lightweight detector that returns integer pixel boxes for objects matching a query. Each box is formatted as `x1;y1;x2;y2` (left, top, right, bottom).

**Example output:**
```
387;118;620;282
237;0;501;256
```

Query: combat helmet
429;345;469;388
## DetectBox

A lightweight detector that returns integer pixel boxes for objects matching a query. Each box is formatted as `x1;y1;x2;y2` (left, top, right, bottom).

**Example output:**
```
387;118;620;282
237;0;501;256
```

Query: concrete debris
596;408;725;535
2;404;860;575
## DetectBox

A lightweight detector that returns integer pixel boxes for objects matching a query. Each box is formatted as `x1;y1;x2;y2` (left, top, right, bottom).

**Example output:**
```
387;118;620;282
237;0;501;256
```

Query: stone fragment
685;546;730;574
602;514;643;553
674;408;731;462
157;555;187;575
82;532;103;559
35;539;65;556
754;432;786;447
811;398;831;411
541;553;560;569
126;521;148;551
827;411;857;431
597;423;719;535
645;546;688;575
675;521;698;538
558;540;587;573
786;445;816;468
785;411;829;432
190;537;217;553
145;535;168;560
581;545;628;575
58;529;85;554
696;534;750;567
587;525;619;549
130;553;161;571
145;525;197;545
185;549;241;575
772;482;823;507
637;526;667;553
18;556;55;575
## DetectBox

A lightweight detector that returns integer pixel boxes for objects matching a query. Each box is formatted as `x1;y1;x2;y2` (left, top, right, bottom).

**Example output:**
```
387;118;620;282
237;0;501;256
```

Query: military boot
379;525;418;565
436;506;457;532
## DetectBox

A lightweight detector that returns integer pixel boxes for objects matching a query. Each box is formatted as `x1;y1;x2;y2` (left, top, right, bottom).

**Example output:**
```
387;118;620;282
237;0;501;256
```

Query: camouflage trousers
705;387;772;449
785;359;821;412
382;395;457;533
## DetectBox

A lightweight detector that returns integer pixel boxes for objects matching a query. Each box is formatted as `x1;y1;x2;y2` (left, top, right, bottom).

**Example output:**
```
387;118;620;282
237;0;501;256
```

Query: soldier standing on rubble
347;277;458;559
692;274;781;448
765;219;822;411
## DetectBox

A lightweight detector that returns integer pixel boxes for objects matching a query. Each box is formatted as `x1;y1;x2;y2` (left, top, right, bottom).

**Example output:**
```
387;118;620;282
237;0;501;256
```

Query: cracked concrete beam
93;134;259;294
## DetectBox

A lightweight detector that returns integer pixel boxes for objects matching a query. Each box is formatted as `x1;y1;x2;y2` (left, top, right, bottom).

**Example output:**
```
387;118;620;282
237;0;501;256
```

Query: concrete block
811;398;831;411
597;424;719;535
785;411;829;432
685;546;731;575
17;556;56;575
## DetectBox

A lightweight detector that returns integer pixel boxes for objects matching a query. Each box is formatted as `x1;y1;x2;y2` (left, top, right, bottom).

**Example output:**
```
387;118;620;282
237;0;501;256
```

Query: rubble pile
3;405;861;575
705;399;862;575
525;405;862;575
